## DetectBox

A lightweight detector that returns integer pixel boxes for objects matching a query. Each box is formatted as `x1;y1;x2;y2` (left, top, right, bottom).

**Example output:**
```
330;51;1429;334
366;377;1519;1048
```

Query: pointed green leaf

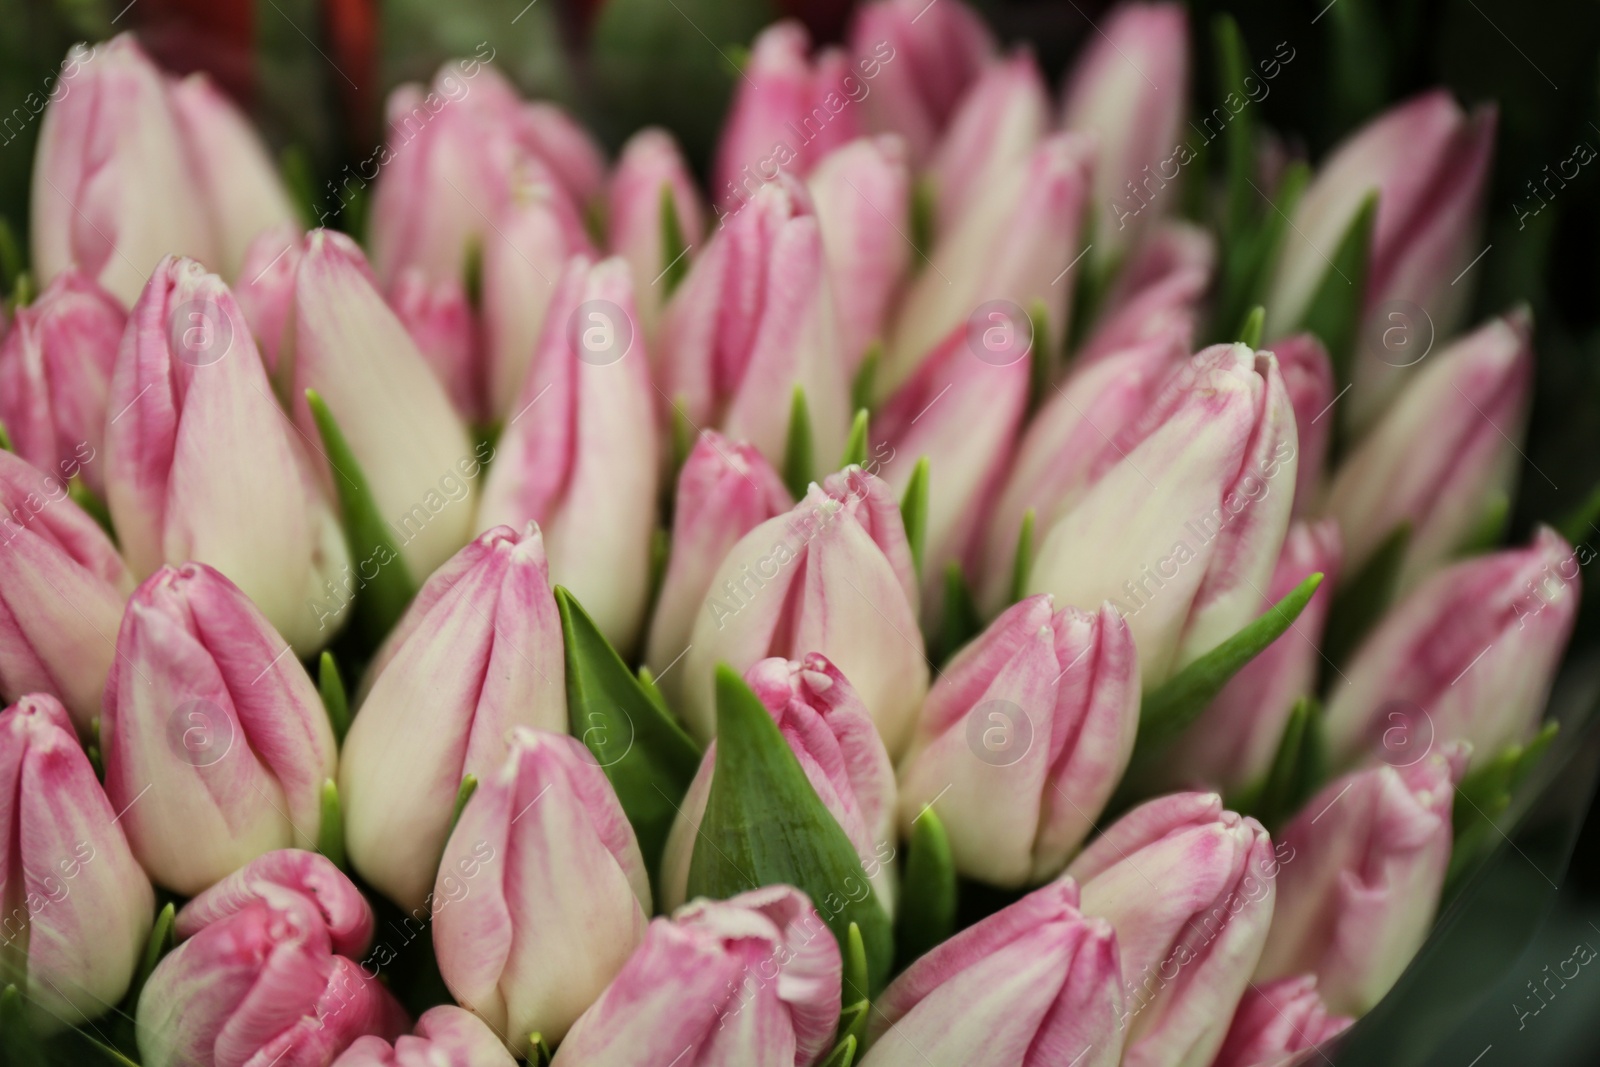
687;666;893;992
316;779;345;868
127;902;176;1012
318;652;350;744
1448;722;1560;887
0;217;23;296
279;145;318;231
840;409;870;470
1557;476;1600;545
851;345;881;413
1229;697;1327;829
843;922;869;1006
0;985;40;1066
1236;305;1266;348
557;587;702;887
1321;522;1410;673
909;177;936;268
450;774;479;836
900;457;929;581
1213;14;1255;244
1026;299;1052;414
523;1032;553;1066
783;387;815;500
1008;509;1036;607
820;1034;858;1067
659;185;692;296
669;401;697;479
67;476;113;537
895;806;957;967
462;236;485;311
936;562;984;665
1458;491;1510;556
637;666;674;720
0;420;11;452
1212;163;1308;346
1295;194;1376;392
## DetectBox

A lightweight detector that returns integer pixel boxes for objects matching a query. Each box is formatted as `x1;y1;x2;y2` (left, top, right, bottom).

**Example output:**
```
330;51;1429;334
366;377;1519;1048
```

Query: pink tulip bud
607;128;705;339
234;223;300;377
1028;344;1299;686
1324;527;1579;772
31;36;215;307
848;0;997;165
137;850;409;1067
1079;220;1214;364
333;1005;517;1067
1067;793;1279;1067
657;178;851;471
926;51;1051;238
1212;976;1353;1067
341;523;566;911
435;729;651;1052
0;449;132;733
1325;311;1532;591
389;268;482;421
644;432;792;685
1255;744;1468;1015
862;879;1124;1067
102;563;338;895
518;101;609;210
1272;334;1335;516
682;467;928;755
898;597;1139;886
554;885;841;1067
104;255;351;653
479;256;660;653
808;134;912;364
661;654;897;910
0;694;154;1032
1063;3;1191;262
0;268;123;497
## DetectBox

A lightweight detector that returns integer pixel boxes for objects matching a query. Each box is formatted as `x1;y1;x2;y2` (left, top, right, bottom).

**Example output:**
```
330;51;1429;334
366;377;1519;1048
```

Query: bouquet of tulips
0;1;1585;1065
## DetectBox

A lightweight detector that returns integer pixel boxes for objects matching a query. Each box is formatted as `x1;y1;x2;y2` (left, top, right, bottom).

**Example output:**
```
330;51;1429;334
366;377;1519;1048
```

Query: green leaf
895;806;957;968
1557;476;1600;545
0;420;11;452
462;237;485;311
1026;299;1052;415
1236;305;1266;348
1449;722;1560;887
900;457;930;581
1294;193;1377;392
526;1033;554;1066
851;345;880;413
280;144;318;231
669;402;697;480
316;779;345;868
843;921;870;1006
936;562;984;665
840;409;870;470
783;387;815;500
127;902;176;1012
659;185;692;296
67;476;113;538
1228;697;1327;830
820;1034;858;1067
1321;523;1410;674
450;775;479;836
0;985;41;1065
1458;491;1510;556
1213;15;1256;246
305;389;417;642
0;215;22;295
557;587;702;887
909;177;936;268
318;652;350;745
686;666;893;992
637;666;674;720
1008;509;1036;607
1212;162;1309;343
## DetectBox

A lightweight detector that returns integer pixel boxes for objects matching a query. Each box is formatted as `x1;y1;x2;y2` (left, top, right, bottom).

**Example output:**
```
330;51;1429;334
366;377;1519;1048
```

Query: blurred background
3;0;1600;1061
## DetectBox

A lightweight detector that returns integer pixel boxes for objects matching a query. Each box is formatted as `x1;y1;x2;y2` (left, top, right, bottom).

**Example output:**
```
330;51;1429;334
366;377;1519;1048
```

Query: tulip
897;598;1138;886
1062;3;1191;263
0;270;122;497
341;523;566;911
234;223;300;377
101;562;338;895
0;693;154;1032
1324;311;1532;591
0;448;132;733
333;1005;518;1067
1323;527;1579;772
137;850;410;1067
434;729;651;1052
848;0;997;165
861;879;1123;1067
661;654;897;911
1255;744;1468;1015
1067;793;1279;1067
1264;91;1496;430
656;177;851;472
607;128;705;339
886;131;1093;392
479;256;659;653
644;432;792;683
1027;343;1299;686
553;885;840;1067
682;466;928;755
104;255;351;653
1149;520;1342;795
518;101;609;210
389;268;482;420
1272;334;1335;516
925;51;1051;238
31;36;215;307
1078;220;1214;364
1212;976;1353;1067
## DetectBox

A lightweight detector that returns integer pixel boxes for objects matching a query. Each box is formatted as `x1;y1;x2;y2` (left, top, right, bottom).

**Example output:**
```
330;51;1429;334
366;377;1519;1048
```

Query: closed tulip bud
138;850;409;1067
31;36;215;307
683;467;928;755
1028;344;1298;686
435;729;650;1052
1063;3;1191;262
105;255;351;653
1212;976;1353;1067
645;432;792;684
607;128;705;339
862;879;1124;1067
898;598;1139;886
102;563;338;895
1255;745;1468;1015
518;101;608;210
333;1005;517;1067
0;268;124;497
479;256;659;652
390;268;482;420
1272;334;1335;516
848;0;997;165
657;179;851;471
1325;311;1532;591
1067;793;1278;1067
554;885;840;1067
234;223;300;376
0;449;132;733
887;131;1093;392
1079;220;1214;364
661;654;897;911
0;694;154;1032
1264;91;1496;430
926;51;1050;238
808;135;912;365
341;523;566;911
1324;527;1579;772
